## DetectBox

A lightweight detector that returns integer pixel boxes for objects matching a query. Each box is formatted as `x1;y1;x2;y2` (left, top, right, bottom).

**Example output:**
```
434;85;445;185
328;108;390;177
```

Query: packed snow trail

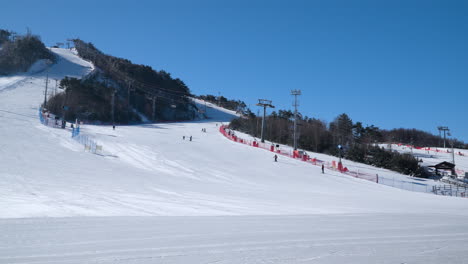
1;48;468;263
2;214;468;264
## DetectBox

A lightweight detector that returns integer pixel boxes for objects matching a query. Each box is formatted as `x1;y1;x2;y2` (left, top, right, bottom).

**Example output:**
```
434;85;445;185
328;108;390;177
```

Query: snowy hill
191;97;240;122
1;48;468;263
381;143;468;176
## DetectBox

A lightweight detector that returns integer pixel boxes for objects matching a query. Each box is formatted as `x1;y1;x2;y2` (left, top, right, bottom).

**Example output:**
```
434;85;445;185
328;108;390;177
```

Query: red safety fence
396;143;467;156
219;125;378;183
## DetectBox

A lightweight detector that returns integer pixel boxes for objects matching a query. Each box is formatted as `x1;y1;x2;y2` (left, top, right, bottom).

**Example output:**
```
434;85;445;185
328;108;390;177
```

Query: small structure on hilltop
428;161;456;177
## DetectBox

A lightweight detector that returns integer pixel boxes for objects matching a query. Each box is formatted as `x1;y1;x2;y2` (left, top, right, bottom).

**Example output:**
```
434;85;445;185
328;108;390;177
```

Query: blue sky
3;0;468;141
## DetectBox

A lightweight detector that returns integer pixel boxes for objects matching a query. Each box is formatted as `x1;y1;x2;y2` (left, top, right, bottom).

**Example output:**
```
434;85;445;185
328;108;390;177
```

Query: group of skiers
181;126;211;142
273;154;325;173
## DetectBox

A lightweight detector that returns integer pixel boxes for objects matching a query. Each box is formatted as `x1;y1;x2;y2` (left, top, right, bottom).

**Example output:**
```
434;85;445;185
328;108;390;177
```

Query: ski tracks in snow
1;214;468;264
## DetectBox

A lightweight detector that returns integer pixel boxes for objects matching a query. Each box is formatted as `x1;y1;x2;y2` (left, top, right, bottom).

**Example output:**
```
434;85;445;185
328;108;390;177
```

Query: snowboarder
190;136;192;141
183;136;185;140
274;154;278;162
321;164;325;174
113;125;115;130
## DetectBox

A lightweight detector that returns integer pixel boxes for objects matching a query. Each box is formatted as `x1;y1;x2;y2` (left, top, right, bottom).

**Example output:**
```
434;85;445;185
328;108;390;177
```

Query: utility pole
61;85;68;129
127;80;134;119
145;93;157;122
291;90;301;150
438;126;449;148
43;73;49;107
338;145;343;164
256;109;260;137
54;79;58;96
256;99;275;143
111;87;116;129
152;95;156;122
104;77;116;129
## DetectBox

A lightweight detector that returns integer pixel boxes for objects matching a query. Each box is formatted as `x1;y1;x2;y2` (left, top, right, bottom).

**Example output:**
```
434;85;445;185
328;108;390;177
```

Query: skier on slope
190;136;192;141
322;164;325;174
274;154;278;162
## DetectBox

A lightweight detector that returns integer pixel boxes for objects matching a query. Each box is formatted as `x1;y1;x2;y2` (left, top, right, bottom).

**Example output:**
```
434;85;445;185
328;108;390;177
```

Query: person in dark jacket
322;164;325;174
274;154;278;162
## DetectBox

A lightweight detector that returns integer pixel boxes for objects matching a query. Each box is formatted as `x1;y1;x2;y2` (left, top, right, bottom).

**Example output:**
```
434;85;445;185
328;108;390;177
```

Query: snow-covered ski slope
221;128;456;193
1;49;468;263
0;48;467;216
381;143;468;176
191;97;241;121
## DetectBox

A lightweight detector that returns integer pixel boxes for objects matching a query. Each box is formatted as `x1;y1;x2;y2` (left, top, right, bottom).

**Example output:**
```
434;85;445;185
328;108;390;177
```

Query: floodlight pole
338;145;342;164
256;99;274;143
291;90;301;150
444;130;447;148
447;130;456;166
111;88;116;128
127;80;134;118
152;96;157;122
43;73;49;107
452;141;455;165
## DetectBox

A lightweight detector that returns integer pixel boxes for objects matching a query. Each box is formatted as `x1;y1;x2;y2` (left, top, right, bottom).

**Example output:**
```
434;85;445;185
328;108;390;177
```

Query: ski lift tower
256;99;275;143
437;126;450;148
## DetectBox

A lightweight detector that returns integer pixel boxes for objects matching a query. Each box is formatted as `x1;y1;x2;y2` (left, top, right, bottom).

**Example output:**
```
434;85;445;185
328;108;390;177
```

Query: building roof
428;161;455;170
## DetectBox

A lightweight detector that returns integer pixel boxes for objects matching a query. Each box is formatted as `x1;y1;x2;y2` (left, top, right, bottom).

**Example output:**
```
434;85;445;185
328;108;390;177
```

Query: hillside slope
0;49;467;218
1;48;468;264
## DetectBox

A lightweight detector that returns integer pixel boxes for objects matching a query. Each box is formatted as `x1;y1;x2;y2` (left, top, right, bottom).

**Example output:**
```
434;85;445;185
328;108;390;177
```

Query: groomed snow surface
1;49;467;263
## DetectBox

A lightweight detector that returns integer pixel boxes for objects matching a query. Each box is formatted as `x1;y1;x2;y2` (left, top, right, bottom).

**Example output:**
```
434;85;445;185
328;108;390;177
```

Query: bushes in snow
46;77;141;123
71;39;195;121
